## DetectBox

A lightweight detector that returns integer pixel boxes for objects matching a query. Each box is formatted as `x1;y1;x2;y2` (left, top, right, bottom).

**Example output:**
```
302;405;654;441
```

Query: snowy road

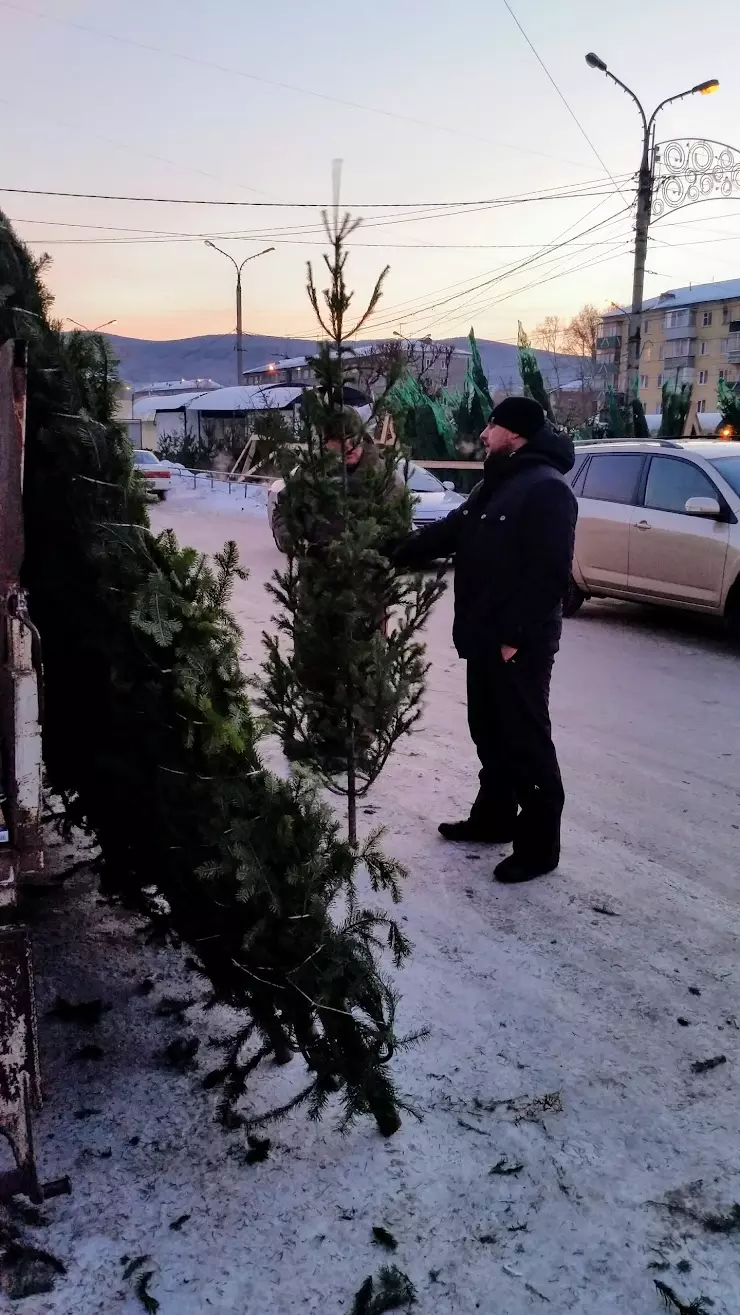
17;483;740;1315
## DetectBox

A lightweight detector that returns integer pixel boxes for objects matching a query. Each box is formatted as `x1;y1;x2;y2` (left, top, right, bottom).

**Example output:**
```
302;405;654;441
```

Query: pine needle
371;1226;398;1251
349;1265;417;1314
135;1271;159;1314
245;1135;271;1165
654;1279;711;1314
122;1255;150;1282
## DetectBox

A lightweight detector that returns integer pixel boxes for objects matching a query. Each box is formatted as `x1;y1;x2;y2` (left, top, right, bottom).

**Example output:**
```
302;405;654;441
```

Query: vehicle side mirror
685;495;722;519
442;480;455;491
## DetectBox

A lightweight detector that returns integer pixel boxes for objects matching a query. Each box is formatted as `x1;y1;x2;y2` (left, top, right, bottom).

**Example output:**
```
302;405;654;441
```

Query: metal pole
204;242;274;387
235;268;243;387
628;124;653;408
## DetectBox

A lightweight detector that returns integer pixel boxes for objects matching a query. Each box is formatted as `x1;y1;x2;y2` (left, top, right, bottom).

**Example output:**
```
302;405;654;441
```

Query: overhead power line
1;0;596;170
502;0;633;213
362;205;635;334
8;213;639;251
422;242;634;337
0;179;633;209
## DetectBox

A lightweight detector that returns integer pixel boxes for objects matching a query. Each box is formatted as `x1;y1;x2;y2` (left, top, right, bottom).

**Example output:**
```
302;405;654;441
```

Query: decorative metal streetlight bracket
652;138;740;218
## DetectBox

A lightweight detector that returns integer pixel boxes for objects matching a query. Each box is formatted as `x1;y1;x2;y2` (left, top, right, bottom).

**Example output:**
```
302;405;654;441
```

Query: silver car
266;459;465;549
564;439;740;633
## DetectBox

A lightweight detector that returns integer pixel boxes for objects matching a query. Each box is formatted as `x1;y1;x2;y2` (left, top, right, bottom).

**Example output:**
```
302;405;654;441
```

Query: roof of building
603;278;740;319
244;340;471;376
132;391;209;417
186;385;303;412
132;377;222;394
244;356;310;373
690;411;724;433
553;377;598;392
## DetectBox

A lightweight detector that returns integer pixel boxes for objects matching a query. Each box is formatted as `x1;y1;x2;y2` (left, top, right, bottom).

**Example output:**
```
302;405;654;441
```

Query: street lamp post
64;318;117;333
204;243;275;385
585;53;718;404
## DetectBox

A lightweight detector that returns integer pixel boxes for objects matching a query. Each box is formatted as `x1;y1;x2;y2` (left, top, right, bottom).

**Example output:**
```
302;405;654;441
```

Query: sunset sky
3;0;740;343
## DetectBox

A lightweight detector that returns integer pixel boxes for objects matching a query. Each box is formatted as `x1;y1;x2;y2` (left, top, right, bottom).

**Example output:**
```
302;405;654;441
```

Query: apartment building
597;278;740;430
243;341;470;394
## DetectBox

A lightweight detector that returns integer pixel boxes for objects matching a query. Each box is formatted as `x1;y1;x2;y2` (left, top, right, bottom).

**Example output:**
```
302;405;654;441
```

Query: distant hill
107;332;584;393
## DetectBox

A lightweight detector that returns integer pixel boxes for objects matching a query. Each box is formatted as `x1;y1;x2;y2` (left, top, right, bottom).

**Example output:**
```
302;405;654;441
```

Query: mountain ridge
107;332;585;392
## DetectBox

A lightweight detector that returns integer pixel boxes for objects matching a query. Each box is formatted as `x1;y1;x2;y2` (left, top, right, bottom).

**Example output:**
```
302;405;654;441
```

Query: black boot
494;852;558;883
439;819;514;844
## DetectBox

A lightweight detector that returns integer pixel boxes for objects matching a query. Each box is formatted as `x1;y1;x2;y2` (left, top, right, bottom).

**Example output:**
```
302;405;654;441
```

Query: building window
697;399;707;413
699;370;708;385
643;345;653;362
640;374;649;388
667;338;693;358
643;319;651;334
719;370;726;380
657;374;663;387
700;340;709;356
664;309;692;329
723;306;731;323
703;310;713;327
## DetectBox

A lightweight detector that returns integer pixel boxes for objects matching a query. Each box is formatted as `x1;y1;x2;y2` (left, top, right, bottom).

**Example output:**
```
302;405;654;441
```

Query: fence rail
167;457;484;496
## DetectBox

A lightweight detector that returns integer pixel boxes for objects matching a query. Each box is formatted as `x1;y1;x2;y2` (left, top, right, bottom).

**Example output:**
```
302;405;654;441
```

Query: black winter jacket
394;424;577;657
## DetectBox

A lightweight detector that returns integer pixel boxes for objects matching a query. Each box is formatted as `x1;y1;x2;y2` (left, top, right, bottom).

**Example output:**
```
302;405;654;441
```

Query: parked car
266;459;465;550
563;439;740;633
132;449;172;499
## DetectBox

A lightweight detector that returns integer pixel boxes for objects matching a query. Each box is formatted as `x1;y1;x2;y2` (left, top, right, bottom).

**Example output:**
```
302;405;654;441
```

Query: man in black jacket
393;396;577;883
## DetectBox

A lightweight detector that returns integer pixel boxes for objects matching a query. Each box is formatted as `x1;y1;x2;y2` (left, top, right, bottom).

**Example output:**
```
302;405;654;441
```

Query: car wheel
271;522;288;553
563;575;586;618
725;582;740;640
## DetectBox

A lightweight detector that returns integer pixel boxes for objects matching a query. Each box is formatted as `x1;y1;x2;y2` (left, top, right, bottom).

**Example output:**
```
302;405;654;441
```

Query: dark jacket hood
481;422;575;490
520;422;575;474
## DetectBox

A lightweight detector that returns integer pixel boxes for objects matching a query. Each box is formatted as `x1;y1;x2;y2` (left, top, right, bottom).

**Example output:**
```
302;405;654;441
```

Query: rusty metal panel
0;339;47;1203
0;339;43;897
0;340;25;590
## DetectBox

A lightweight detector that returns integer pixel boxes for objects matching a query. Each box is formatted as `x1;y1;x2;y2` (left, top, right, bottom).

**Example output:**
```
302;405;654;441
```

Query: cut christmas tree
260;196;445;844
2;210;411;1137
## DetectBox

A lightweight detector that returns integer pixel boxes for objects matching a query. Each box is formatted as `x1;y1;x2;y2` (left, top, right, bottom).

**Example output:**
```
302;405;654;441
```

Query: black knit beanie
490;396;545;441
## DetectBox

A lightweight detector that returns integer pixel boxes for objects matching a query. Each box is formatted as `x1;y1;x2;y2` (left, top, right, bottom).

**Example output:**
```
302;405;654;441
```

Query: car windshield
397;461;444;493
133;450;158;465
708;455;740;497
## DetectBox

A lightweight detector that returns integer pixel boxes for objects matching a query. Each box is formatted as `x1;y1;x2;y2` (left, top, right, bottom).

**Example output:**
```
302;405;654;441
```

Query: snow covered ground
8;482;740;1315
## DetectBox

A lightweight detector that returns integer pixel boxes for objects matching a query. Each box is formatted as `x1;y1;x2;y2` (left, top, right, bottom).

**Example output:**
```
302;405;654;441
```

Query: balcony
724;333;740;364
597;335;621;350
663;313;696;335
662;367;695;386
663;356;695;371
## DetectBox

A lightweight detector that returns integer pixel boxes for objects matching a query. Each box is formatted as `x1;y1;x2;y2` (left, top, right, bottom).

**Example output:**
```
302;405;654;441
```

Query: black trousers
466;647;565;868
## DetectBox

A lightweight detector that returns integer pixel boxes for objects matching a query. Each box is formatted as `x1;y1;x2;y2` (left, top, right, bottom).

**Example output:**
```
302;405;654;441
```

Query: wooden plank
415;459;484;470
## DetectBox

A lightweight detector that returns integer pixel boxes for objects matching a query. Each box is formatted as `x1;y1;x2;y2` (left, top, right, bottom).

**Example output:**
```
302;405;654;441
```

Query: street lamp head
204;240;216;249
695;78;719;95
585;51;607;72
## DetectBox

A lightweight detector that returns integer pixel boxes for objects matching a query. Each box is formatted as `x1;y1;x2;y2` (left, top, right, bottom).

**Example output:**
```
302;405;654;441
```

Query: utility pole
585;54;718;415
204;243;275;386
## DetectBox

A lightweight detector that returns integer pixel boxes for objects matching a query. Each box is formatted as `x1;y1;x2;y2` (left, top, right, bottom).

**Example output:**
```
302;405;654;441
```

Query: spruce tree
517;322;554;419
260;208;445;843
658;380;693;437
717;377;740;435
1;212;411;1136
